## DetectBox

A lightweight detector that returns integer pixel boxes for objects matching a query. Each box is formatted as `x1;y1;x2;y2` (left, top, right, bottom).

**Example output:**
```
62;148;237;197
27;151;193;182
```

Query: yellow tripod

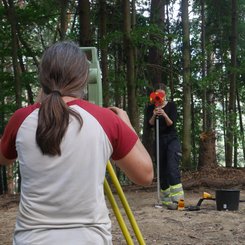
104;161;146;245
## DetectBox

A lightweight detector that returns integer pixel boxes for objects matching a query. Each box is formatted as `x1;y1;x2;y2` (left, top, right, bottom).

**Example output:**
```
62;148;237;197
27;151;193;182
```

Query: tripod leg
107;161;146;245
104;179;134;245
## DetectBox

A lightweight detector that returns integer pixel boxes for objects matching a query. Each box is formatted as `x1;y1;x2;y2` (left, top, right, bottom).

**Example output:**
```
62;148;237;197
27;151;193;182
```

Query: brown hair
36;41;89;156
153;83;166;91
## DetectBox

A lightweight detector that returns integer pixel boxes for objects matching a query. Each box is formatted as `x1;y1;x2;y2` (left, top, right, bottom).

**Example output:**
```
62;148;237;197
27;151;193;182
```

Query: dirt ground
111;187;245;245
1;168;245;245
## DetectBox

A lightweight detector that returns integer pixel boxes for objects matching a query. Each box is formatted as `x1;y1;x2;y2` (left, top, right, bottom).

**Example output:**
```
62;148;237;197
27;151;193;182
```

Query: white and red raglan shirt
1;99;138;245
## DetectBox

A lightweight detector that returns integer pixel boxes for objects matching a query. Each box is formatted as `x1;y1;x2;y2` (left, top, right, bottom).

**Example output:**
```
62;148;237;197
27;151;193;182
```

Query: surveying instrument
81;47;146;245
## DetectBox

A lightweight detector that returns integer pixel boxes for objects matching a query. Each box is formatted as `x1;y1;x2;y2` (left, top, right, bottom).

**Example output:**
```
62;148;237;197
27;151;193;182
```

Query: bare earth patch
1;168;245;245
110;187;245;245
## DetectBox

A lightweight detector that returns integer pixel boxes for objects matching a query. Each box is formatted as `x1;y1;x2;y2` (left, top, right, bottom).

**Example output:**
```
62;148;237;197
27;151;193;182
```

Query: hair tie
51;90;62;96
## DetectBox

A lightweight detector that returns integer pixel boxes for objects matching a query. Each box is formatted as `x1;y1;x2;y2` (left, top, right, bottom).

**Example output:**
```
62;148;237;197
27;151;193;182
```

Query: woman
147;83;184;209
0;41;153;244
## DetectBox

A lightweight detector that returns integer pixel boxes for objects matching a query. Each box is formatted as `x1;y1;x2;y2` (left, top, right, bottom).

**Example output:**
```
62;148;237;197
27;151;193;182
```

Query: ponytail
36;92;83;156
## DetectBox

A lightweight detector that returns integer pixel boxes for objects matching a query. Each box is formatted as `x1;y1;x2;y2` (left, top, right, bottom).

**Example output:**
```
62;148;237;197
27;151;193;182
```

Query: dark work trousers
157;134;182;190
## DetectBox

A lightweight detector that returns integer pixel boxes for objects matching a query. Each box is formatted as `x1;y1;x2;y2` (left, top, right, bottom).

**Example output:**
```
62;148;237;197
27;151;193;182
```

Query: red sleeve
1;112;21;159
70;100;138;161
109;113;138;160
1;104;39;159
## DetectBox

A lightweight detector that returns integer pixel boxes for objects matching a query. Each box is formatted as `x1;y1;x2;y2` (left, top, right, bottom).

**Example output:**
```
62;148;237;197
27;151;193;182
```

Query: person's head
39;41;89;98
151;83;167;105
153;83;167;94
36;41;88;156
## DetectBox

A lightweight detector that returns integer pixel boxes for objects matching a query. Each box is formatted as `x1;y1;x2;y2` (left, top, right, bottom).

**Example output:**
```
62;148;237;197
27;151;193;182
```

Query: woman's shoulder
166;100;176;107
146;103;155;110
11;103;40;120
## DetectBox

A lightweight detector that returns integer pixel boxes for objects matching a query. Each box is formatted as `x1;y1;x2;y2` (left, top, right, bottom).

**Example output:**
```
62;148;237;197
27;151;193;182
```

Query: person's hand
153;107;166;117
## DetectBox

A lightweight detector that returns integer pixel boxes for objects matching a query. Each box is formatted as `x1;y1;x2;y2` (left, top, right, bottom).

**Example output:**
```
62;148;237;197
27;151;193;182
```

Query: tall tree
237;89;245;162
148;0;165;85
2;0;23;193
166;2;174;100
198;0;217;169
98;0;109;107
122;0;138;131
181;0;192;169
225;0;238;167
78;0;91;46
3;0;22;109
58;0;69;40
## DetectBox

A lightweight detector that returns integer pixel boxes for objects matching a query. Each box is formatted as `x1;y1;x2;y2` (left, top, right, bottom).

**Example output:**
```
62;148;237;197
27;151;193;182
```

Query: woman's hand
153;107;166;117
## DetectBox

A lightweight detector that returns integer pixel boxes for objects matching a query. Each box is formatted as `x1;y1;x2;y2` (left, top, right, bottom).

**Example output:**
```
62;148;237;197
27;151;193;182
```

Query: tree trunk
198;1;218;169
0;79;5;194
0;168;3;195
3;0;22;192
78;0;91;47
0;69;5;134
166;3;174;100
234;133;238;168
3;0;22;109
198;131;217;169
59;0;69;40
237;89;245;162
17;44;34;104
2;166;8;194
181;0;192;170
114;47;123;108
201;0;207;132
98;0;109;107
122;0;138;131
148;0;165;86
225;0;238;167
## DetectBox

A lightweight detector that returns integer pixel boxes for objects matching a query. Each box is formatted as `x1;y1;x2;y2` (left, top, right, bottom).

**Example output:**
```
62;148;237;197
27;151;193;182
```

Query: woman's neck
62;96;78;103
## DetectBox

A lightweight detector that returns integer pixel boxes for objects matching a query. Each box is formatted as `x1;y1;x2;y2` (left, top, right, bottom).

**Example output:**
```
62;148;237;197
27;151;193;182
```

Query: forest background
0;0;245;194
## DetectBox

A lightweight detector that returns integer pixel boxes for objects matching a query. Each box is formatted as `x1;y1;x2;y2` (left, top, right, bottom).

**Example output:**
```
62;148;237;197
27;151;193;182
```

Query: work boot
170;183;184;203
167;202;178;210
161;188;178;210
